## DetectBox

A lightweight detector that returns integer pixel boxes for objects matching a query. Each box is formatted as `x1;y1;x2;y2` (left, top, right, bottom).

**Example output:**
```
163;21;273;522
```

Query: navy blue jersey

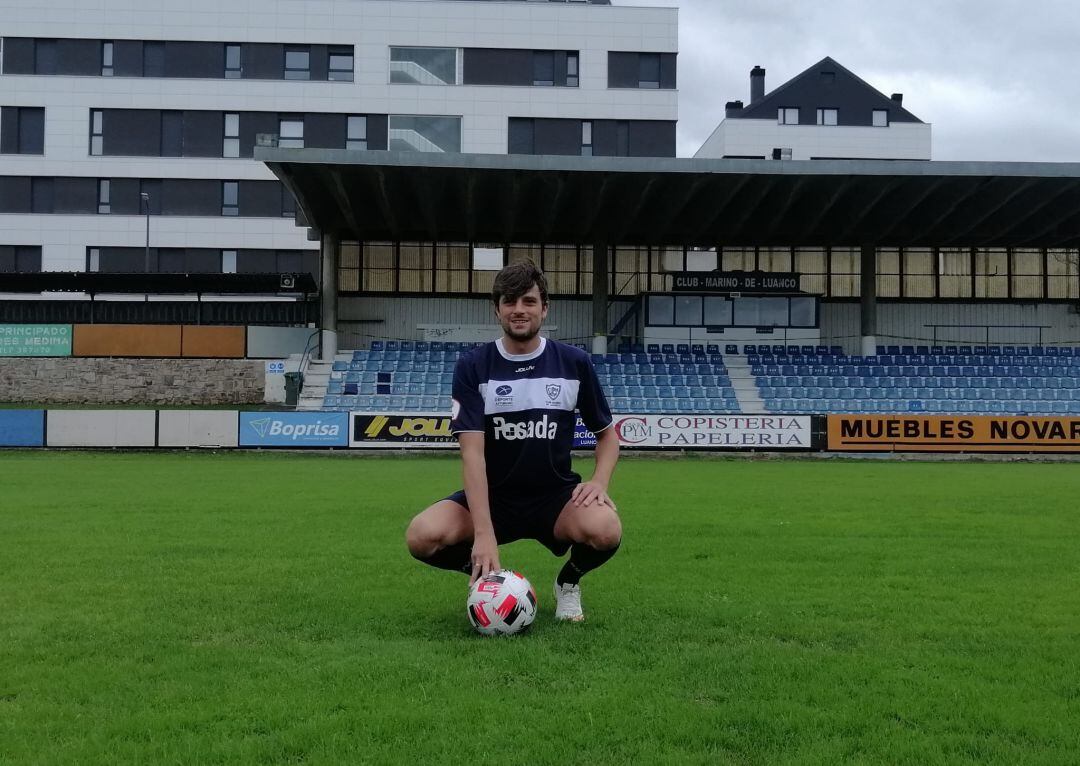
450;337;612;496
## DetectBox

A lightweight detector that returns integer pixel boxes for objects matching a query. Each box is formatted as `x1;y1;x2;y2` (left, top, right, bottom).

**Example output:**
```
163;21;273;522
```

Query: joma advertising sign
828;415;1080;452
613;415;812;449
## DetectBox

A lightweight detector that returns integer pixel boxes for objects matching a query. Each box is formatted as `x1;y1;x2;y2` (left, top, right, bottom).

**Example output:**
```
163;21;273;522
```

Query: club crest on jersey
546;383;561;400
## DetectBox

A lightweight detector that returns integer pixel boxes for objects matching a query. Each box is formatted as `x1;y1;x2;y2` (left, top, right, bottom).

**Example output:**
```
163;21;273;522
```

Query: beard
501;318;540;341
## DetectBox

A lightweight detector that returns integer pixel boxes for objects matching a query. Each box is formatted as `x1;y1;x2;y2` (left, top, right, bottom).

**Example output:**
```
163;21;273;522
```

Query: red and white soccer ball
467;570;538;636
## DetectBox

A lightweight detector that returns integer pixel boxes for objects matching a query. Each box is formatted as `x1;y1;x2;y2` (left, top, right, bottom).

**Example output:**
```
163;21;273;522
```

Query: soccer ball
466;570;538;636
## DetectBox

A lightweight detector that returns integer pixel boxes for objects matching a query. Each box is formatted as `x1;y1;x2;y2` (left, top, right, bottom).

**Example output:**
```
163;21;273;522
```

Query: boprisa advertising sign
350;412;456;447
239;412;348;447
828;415;1080;452
613;415;812;448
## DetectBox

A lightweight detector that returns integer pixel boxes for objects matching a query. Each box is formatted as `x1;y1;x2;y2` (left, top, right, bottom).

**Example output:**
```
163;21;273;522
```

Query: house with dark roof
695;57;931;161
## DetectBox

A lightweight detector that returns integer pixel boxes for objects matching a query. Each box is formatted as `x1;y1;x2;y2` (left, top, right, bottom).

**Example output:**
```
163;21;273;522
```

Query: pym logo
249;417;272;438
495;385;513;396
615;416;652;445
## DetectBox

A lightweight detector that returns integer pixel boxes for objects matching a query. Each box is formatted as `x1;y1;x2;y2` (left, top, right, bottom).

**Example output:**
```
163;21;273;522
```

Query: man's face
495;284;548;342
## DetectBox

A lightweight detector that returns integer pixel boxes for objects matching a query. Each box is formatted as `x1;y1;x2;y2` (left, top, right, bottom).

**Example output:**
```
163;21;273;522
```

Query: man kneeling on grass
406;261;622;621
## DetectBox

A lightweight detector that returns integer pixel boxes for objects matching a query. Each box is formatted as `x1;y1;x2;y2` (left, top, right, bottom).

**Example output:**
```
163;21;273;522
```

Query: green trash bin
284;372;302;406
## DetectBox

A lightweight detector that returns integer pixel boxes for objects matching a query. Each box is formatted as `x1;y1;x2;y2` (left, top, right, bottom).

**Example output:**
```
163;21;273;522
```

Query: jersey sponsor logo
492;415;558;441
515;365;535;373
494;384;514;407
495;385;513;396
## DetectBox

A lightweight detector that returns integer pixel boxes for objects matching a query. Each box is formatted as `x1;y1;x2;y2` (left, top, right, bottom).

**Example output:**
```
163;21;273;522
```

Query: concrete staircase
296;352;351;411
724;354;766;414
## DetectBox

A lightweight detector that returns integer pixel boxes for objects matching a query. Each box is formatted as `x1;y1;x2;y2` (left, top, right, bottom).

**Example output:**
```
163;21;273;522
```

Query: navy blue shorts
443;486;575;556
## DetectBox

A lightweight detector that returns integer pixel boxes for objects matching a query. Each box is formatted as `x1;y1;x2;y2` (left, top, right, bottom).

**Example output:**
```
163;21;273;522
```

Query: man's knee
583;509;622;550
405;514;440;558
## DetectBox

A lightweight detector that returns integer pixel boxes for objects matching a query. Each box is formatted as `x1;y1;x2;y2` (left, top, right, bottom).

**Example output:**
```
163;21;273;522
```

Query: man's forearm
462;450;495;538
590;426;620;489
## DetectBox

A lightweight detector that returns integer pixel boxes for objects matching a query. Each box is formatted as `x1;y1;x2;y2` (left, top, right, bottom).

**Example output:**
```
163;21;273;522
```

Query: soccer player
406;261;621;622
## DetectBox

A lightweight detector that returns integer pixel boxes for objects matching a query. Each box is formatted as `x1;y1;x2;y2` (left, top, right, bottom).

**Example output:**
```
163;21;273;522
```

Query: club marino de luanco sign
671;271;801;293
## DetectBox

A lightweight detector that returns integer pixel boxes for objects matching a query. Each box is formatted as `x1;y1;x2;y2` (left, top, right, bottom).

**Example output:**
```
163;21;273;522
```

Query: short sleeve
575;355;613;434
450;354;485;435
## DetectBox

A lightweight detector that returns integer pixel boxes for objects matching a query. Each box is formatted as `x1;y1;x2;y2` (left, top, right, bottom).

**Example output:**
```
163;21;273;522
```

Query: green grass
1;453;1078;765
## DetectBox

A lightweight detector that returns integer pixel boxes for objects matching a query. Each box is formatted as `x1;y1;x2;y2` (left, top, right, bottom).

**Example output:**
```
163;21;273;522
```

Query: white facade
0;0;678;274
695;118;931;161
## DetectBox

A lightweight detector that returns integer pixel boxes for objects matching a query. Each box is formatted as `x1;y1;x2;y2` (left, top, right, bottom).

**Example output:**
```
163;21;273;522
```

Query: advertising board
0;325;72;357
350;413;456;448
612;414;813;449
827;415;1080;452
0;410;45;446
239;412;349;447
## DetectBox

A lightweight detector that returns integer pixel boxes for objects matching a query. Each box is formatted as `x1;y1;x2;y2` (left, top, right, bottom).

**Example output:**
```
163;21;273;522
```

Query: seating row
757;375;1080;389
766;399;1080;415
760;386;1080;402
751;363;1077;377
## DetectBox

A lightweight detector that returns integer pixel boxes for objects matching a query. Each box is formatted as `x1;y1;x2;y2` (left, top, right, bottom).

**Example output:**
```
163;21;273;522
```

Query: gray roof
736;57;923;125
258;149;1080;248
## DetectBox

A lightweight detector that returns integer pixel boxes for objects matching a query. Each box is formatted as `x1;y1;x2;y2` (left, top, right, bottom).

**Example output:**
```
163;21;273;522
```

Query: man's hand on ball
470;532;500;585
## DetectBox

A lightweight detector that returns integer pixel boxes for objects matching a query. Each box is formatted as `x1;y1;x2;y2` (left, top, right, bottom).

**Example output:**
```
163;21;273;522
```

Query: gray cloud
619;0;1080;160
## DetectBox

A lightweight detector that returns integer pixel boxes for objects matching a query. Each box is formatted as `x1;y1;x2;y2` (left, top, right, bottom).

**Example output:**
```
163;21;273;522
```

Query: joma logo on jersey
492;415;558;440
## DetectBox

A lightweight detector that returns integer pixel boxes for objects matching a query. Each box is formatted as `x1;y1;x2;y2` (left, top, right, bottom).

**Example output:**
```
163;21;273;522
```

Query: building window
34;39;57;75
388;115;460;153
328;47;354;81
222;181;239;216
143;41;164;77
284;47;310;80
222;249;237;273
872;109;889;127
816;108;837;126
772;147;792;160
566;52;579;87
224;44;241;79
101;42;114;77
0;107;45;155
98;179;110;214
223;112;240;157
88;247;101;272
533;51;555;86
389;47;459;85
89;109;103;155
347;115;367;150
778;107;799;125
279;117;304;148
581;120;593;156
638;53;661;89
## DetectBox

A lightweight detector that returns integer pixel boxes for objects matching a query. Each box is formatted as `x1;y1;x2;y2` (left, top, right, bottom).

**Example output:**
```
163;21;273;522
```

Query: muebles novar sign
828;415;1080;452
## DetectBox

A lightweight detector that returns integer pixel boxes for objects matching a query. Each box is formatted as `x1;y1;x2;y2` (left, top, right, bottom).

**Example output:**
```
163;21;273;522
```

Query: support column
319;232;339;361
591;241;609;355
859;244;877;357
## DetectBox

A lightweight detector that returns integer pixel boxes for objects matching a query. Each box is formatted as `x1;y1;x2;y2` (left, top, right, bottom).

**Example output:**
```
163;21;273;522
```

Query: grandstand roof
259;149;1080;249
0;272;318;294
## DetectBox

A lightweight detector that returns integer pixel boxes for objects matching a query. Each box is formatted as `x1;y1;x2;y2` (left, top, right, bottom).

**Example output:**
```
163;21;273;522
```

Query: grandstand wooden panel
181;326;245;358
73;324;182;357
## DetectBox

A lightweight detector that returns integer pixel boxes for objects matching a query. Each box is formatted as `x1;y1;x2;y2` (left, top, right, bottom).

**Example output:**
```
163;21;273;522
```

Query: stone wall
0;358;266;405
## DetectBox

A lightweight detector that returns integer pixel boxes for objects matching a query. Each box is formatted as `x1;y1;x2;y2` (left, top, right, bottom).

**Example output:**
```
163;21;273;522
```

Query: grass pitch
1;452;1078;765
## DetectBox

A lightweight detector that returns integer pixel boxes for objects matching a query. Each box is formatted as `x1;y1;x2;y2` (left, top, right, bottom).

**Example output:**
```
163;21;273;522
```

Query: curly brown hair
491;260;549;307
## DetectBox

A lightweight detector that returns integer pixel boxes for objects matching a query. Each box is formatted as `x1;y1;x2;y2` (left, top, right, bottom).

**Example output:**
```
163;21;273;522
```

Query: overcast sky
620;0;1080;162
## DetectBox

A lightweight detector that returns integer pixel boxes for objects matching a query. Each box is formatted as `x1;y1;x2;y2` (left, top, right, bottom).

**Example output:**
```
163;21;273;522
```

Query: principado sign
613;414;812;449
351;412;456;447
828;415;1080;452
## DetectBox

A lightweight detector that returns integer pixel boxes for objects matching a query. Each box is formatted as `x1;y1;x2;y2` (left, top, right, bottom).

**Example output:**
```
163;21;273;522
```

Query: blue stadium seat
646;344;660;354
